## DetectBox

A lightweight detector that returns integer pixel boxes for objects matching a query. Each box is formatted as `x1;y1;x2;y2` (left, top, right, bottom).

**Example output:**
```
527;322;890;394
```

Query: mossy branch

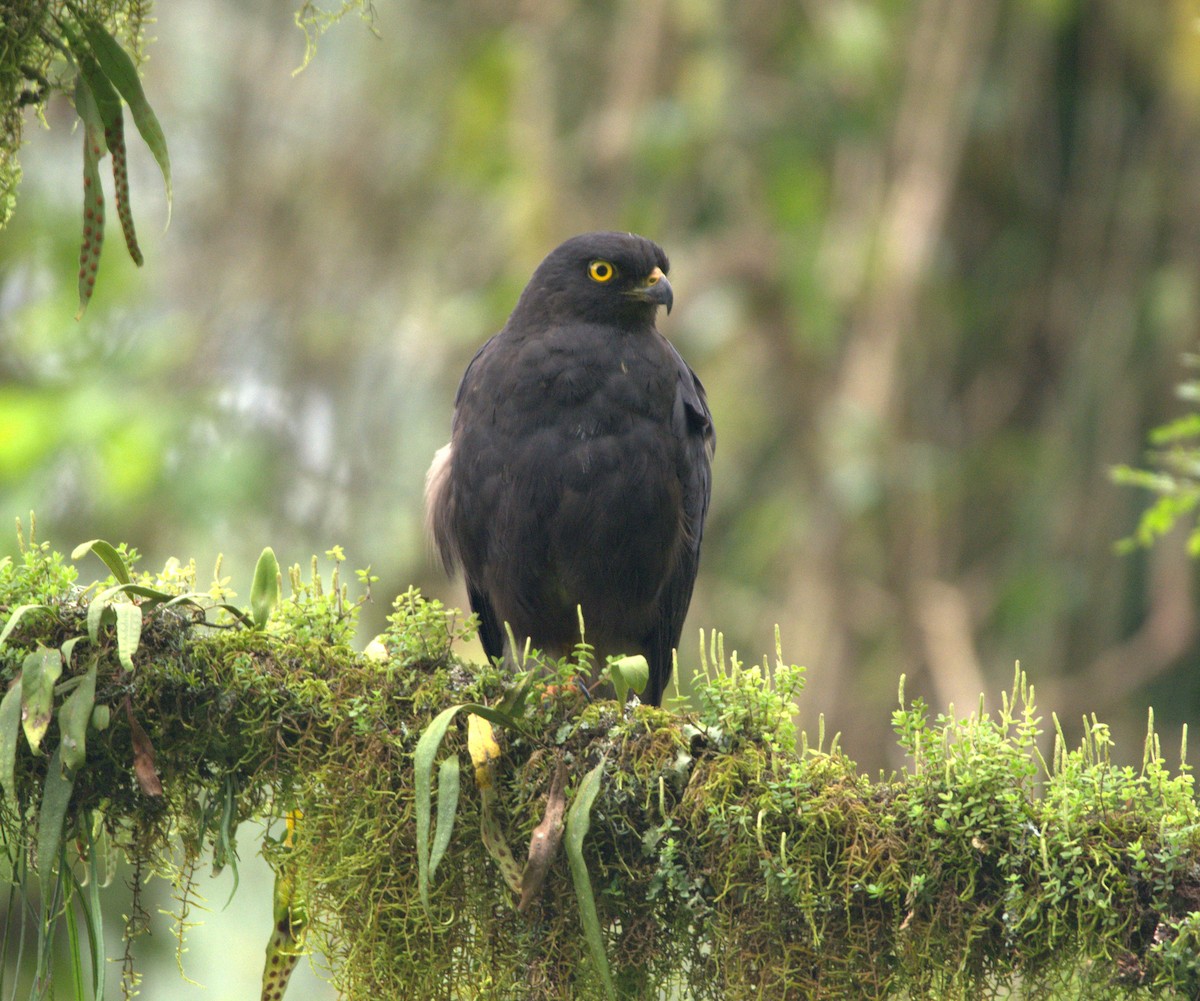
1;534;1200;1000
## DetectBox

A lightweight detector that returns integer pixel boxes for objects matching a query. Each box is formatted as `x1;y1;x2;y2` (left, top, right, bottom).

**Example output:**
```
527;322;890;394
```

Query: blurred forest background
4;0;1200;765
4;0;1200;992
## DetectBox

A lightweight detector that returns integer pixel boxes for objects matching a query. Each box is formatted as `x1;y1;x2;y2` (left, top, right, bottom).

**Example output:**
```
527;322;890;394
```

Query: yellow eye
588;260;616;283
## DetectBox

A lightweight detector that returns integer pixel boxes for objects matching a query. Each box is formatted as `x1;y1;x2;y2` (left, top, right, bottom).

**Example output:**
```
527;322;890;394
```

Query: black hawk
425;232;714;706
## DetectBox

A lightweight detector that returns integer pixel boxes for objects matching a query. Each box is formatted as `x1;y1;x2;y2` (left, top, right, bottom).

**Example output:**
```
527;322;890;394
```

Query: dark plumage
426;232;714;705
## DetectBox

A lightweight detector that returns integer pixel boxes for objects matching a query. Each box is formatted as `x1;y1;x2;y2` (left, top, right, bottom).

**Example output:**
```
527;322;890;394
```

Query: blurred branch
915;578;987;713
837;0;1001;422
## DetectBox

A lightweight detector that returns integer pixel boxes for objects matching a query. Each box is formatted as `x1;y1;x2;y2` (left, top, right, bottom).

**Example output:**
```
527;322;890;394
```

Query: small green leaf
71;539;132;584
565;758;614;1000
251;547;281;629
80;19;172;225
59;657;98;773
0;603;52;647
609;654;649;703
60;634;88;668
429;754;460;882
114;602;142;672
495;668;538;718
90;704;111;731
86;596;115;645
21;645;64;753
0;678;23;802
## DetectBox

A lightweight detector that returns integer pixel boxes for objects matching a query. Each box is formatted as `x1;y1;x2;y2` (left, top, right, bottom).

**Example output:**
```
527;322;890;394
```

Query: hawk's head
509;231;673;329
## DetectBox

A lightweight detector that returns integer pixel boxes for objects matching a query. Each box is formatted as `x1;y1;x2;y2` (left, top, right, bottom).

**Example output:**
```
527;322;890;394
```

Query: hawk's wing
645;342;715;705
428;336;509;661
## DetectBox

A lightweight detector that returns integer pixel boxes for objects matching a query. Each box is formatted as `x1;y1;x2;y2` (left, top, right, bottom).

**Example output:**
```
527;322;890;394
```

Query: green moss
0;534;1198;999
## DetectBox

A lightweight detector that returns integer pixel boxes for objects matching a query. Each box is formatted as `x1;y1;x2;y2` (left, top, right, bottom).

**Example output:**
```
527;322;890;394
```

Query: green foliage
1;532;1199;999
1;0;370;288
292;1;377;74
1;3;167;312
1113;355;1200;556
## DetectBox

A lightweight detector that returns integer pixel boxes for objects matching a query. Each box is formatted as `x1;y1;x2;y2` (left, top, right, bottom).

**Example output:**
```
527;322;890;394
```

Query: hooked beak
629;267;673;314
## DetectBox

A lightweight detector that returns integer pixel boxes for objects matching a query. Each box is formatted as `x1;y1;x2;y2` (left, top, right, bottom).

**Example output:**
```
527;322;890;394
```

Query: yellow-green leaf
114;602;142;672
251;547;281;629
59;657;98;773
71;539;132;584
90;704;111;731
610;654;649;703
21;645;63;754
86;597;114;645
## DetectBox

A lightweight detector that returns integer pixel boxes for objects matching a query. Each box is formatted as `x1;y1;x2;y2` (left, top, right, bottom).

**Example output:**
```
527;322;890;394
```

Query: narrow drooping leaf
212;776;241;906
35;746;76;992
114;602;142;672
251;547;281;629
73;76;106;320
71;539;132;584
20;645;63;753
36;749;74;880
414;704;462;914
428;755;460;883
80;19;172;225
66;889;86;1001
80;818;106;1001
104;110;142;265
0;678;22;802
565;759;615;1000
58;657;98;773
